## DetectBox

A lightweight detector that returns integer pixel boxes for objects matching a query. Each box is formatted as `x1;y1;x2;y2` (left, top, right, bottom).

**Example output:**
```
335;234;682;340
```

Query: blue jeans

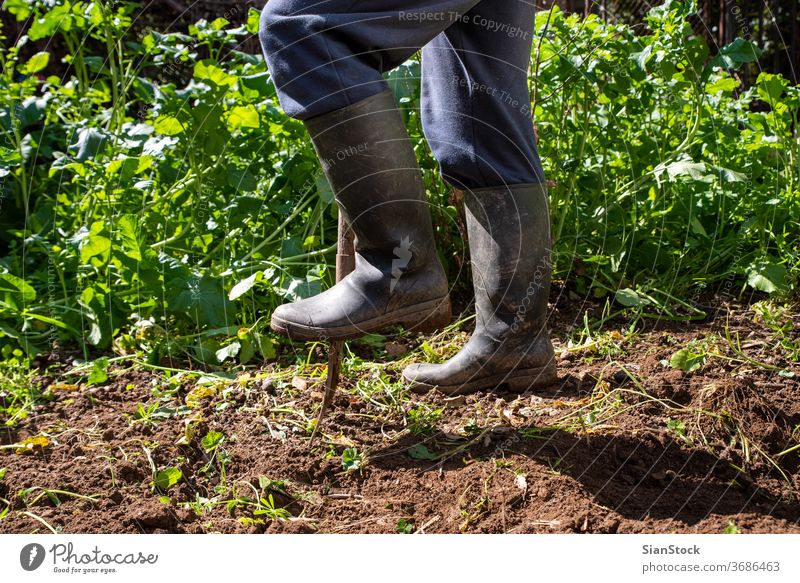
259;0;544;189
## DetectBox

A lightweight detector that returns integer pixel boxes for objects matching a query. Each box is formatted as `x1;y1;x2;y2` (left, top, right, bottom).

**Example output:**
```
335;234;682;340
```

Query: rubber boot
402;184;557;395
270;90;451;341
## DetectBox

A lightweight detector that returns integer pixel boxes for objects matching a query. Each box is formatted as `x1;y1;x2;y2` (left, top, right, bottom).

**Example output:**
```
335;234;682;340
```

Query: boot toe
402;363;440;394
270;302;316;336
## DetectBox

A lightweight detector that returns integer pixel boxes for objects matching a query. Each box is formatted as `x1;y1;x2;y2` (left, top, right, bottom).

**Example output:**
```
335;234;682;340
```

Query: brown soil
1;296;799;534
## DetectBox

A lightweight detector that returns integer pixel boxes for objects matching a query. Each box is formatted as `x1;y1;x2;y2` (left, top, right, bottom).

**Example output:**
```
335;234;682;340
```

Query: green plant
18;486;99;507
341;447;364;472
153;467;182;492
724;521;741;534
224;475;293;521
396;518;414;534
0;0;796;363
533;0;798;310
199;430;231;491
0;357;46;426
667;418;688;440
0;2;333;362
752;301;800;362
406;404;443;436
131;402;160;425
252;493;291;520
668;348;707;373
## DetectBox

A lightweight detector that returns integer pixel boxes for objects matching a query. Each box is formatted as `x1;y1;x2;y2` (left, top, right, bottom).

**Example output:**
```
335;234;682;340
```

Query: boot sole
270;295;451;341
406;364;558;396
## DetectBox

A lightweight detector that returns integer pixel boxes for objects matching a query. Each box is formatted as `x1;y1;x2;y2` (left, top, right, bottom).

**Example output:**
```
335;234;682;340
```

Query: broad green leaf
631;45;653;71
407;444;438;460
86;320;103;346
201;431;224;452
710;38;761;69
215;341;240;362
227;105;260;130
23;52;50;75
27;3;72;41
615;288;642;307
71;127;108;161
87;357;109;386
79;286;113;347
194;61;237;88
253;333;277;360
169;276;234;327
210;17;230;31
705;76;738;94
240;72;275;98
0;146;22;168
154;467;182;490
142;136;178;157
669;349;705;373
227;168;258;192
246;7;261;34
4;0;32;20
229;273;259;300
117;215;142;261
80;235;112;263
659;160;713;183
239;336;256;364
689;217;707;237
106;156;152;181
755;73;788;105
315;173;334;204
0;273;36;310
16;96;47;127
747;262;787;294
713;166;747;182
154;116;184;136
283;277;322;301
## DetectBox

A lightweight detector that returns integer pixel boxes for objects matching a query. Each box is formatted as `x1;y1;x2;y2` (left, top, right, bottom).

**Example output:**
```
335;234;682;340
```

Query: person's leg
404;1;557;394
259;0;482;120
258;1;479;340
419;1;544;189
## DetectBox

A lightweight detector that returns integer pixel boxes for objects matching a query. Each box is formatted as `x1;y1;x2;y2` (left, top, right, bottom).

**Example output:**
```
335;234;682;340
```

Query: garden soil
1;295;798;534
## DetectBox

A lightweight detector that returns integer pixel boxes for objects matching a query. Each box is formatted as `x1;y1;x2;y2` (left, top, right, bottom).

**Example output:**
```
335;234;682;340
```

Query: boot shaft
303;90;438;273
464;184;552;339
270;91;452;341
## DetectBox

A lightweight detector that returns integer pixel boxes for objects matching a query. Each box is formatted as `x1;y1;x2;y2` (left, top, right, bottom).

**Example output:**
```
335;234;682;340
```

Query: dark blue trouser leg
420;2;544;188
259;0;543;187
259;0;482;119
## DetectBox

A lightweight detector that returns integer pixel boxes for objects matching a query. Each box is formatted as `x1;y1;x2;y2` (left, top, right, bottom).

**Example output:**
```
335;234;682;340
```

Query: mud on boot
270;90;451;341
403;183;557;395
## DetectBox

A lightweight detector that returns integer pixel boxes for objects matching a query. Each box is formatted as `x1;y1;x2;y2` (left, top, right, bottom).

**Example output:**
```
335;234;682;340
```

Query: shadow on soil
374;429;798;526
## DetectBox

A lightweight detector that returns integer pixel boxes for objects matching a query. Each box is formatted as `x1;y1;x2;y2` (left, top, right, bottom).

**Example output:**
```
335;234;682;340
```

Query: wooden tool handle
309;212;355;445
336;213;355;282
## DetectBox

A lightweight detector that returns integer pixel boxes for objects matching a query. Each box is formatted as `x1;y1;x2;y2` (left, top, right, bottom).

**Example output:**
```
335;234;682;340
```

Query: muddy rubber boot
402;183;557;395
270;90;451;341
